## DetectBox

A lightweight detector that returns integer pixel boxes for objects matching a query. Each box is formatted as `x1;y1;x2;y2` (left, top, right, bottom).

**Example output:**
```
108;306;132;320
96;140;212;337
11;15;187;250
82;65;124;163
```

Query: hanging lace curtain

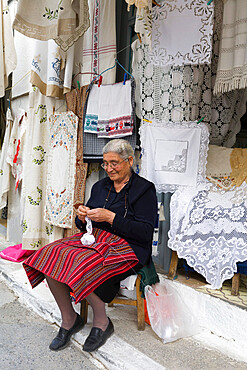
132;0;247;147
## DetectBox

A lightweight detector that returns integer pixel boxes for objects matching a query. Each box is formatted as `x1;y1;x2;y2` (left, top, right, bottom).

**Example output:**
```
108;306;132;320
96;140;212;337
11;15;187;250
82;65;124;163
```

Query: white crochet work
80;216;95;245
139;120;209;193
168;181;247;289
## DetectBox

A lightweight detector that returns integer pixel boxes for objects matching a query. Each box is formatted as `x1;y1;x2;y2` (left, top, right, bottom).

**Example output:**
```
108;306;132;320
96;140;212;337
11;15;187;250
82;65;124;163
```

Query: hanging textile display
0;108;13;209
132;0;247;147
64;86;88;237
168;180;247;289
12;0;90;52
214;0;247;94
76;0;116;86
22;88;64;250
140;121;209;193
6;109;28;190
30;39;74;98
44;111;78;228
134;4;152;49
149;0;214;67
83;81;137;161
0;0;17;97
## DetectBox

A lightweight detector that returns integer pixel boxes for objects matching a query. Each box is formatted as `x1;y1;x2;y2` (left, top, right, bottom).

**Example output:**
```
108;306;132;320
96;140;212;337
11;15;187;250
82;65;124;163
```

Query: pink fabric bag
0;244;34;262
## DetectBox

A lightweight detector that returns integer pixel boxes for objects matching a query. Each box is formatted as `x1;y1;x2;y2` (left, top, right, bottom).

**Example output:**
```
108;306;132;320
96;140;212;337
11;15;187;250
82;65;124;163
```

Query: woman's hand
77;205;90;223
87;208;115;226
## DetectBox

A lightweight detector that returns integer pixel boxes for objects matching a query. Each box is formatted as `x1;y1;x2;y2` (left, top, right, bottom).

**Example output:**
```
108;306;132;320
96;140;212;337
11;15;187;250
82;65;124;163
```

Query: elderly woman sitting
23;139;157;353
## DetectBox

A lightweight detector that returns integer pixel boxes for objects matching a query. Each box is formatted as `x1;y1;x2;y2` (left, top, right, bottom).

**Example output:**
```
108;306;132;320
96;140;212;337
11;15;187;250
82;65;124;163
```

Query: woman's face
103;152;133;183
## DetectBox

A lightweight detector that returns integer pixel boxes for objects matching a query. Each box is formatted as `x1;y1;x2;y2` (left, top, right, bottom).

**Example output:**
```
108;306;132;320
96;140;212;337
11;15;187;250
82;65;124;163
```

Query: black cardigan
75;172;157;266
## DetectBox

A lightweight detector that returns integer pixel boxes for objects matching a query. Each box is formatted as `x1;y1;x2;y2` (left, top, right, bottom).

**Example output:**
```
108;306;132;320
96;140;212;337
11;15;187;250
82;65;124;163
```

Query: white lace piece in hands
81;216;95;245
139;120;209;193
168;181;247;289
150;0;214;67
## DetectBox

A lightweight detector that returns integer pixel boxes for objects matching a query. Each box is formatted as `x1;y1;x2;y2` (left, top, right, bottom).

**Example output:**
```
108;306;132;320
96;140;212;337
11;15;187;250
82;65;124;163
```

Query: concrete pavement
1;235;247;370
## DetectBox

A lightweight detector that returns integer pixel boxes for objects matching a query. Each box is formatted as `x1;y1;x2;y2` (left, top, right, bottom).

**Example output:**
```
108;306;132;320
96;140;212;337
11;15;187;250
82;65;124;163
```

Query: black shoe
49;313;85;351
83;317;114;352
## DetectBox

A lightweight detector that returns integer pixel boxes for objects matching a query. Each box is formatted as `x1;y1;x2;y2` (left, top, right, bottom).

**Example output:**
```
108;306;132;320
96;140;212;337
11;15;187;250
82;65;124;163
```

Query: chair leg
136;274;145;331
168;250;179;280
80;299;88;324
231;273;240;296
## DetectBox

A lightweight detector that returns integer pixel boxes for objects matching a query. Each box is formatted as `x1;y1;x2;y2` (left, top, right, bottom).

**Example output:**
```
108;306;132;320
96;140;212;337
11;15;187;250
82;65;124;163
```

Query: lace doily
150;0;214;66
140;120;209;193
168;181;247;289
132;0;247;147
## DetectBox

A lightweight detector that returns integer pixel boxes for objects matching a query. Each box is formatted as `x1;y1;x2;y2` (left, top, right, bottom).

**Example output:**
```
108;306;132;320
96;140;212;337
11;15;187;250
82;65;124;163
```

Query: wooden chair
80;274;145;331
168;250;241;296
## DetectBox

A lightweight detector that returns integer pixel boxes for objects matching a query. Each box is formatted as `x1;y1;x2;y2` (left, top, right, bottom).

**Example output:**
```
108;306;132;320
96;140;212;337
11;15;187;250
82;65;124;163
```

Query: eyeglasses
101;158;129;170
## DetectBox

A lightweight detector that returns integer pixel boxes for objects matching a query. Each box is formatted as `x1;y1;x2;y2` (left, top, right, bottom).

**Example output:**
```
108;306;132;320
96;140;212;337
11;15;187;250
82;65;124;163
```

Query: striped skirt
23;229;139;304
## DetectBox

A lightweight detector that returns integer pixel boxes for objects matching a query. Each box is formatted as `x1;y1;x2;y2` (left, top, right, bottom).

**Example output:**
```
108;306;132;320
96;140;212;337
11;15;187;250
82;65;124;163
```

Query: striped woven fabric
23;229;139;303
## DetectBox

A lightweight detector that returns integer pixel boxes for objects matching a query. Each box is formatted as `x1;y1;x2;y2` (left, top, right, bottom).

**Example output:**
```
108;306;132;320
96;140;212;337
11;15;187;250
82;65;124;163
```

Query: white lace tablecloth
168;181;247;289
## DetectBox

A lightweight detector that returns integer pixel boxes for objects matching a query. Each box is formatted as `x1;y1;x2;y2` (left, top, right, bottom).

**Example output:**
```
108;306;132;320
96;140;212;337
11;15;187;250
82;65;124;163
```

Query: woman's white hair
103;139;134;160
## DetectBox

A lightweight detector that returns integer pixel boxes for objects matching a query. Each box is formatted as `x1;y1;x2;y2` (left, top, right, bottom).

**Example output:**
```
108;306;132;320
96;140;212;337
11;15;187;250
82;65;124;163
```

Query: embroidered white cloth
13;0;90;52
75;0;116;86
0;108;13;209
135;4;152;49
214;0;247;94
140;121;209;193
168;180;247;289
6;109;28;190
0;0;17;97
45;111;78;228
30;39;74;98
97;80;133;138
149;0;214;67
84;84;100;134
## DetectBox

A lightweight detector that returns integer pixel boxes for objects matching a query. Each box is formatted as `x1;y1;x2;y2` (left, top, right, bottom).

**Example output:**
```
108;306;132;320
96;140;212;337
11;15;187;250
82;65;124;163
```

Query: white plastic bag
145;281;199;343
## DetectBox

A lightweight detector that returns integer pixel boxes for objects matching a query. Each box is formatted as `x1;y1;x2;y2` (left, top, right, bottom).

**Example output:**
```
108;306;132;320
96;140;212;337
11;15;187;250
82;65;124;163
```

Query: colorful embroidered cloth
22;88;64;251
140;120;209;193
168;180;247;289
84;84;100;134
0;0;17;97
84;80;135;138
64;86;88;237
23;229;139;303
6;109;28;190
0;108;13;209
214;0;247;94
97;80;134;138
149;0;214;67
13;0;90;52
31;39;74;98
75;0;116;86
45;111;78;228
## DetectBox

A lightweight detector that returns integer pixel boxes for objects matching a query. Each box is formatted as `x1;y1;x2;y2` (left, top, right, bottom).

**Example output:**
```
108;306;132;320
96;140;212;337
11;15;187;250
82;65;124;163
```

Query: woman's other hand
77;205;90;223
87;208;115;226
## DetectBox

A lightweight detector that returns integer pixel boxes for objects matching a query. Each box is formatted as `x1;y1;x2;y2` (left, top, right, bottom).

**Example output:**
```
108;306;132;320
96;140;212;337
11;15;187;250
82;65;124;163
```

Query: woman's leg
45;275;77;330
86;292;109;330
